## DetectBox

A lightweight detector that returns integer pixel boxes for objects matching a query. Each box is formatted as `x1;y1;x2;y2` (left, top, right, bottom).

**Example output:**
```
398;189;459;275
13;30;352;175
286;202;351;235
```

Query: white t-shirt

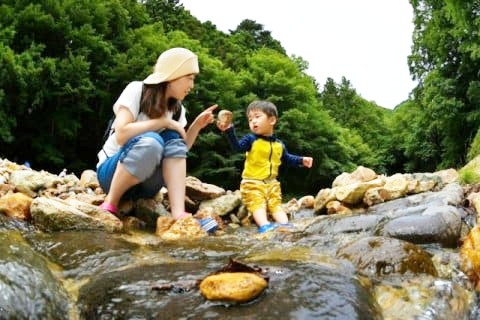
97;81;187;167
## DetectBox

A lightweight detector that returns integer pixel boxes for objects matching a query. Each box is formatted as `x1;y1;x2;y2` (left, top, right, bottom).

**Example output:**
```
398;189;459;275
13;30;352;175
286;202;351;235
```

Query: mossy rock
459;155;480;184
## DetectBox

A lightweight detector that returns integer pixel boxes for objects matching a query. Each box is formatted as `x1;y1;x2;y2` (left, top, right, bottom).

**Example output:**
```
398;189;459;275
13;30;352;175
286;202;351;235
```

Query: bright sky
180;0;417;109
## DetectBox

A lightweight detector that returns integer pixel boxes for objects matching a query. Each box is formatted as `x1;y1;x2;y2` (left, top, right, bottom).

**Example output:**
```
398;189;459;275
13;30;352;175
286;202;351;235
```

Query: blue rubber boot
258;223;278;233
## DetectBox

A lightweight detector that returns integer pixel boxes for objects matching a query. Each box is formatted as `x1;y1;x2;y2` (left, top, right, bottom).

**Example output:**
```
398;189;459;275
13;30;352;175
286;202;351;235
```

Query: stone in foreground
199;272;268;303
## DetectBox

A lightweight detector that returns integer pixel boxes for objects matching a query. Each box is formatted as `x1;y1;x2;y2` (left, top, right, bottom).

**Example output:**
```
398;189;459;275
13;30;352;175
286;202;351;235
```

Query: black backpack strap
102;116;115;145
102;84;145;145
173;104;182;121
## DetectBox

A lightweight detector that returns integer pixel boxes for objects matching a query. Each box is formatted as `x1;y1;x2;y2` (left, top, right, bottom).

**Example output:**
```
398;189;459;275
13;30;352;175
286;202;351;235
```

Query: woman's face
167;74;196;100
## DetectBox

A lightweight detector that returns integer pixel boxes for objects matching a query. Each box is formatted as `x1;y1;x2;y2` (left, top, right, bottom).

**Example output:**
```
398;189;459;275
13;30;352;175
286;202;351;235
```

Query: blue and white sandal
198;217;218;234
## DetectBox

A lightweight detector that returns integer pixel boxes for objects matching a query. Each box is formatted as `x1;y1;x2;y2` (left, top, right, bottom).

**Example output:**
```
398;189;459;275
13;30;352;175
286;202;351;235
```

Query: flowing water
0;209;478;319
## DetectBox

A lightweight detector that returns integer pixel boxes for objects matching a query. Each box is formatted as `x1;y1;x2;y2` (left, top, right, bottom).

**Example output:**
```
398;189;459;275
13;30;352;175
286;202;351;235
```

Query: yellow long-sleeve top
225;126;304;181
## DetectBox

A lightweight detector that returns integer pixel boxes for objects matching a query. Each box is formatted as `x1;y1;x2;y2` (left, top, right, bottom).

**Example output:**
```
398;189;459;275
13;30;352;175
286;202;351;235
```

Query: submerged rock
336;236;438;277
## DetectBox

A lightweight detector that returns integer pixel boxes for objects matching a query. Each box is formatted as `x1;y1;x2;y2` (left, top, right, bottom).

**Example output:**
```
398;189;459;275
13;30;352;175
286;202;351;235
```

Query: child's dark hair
246;100;278;118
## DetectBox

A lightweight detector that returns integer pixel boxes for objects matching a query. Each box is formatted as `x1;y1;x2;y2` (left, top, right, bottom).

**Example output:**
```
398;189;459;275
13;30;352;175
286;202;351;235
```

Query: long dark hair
140;83;181;118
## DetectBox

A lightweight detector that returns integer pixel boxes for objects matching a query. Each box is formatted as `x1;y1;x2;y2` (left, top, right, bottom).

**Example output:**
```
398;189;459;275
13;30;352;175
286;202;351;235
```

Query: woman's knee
133;135;165;163
163;139;188;158
120;134;165;181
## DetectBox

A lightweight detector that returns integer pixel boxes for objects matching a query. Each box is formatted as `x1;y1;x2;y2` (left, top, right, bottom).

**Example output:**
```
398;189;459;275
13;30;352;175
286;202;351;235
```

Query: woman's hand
185;104;218;149
193;104;218;129
165;118;187;139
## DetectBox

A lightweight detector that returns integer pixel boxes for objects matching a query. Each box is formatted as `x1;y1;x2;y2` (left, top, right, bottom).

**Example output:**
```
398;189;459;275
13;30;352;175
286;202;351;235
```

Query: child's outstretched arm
222;126;255;153
303;157;314;168
215;109;254;152
281;142;313;168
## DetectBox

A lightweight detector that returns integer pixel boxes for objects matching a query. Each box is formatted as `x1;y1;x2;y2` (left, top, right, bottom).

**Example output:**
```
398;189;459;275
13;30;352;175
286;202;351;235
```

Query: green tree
407;0;480;169
231;19;286;55
320;77;392;173
0;0;151;172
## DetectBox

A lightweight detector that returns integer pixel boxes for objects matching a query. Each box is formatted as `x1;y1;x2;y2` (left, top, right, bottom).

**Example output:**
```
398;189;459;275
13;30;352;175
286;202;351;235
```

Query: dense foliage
390;0;480;171
1;0;477;196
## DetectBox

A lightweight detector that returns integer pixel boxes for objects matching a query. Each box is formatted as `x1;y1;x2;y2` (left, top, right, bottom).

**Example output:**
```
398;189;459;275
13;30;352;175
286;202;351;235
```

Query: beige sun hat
143;47;199;84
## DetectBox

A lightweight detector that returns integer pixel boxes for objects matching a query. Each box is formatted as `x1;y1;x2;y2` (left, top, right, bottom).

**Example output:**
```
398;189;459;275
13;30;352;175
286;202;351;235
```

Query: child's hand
303;157;313;168
216;121;231;132
216;110;233;132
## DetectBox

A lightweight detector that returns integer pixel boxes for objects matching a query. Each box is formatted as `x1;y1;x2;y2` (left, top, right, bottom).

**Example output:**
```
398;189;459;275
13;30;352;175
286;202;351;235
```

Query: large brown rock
313;188;336;214
0;192;33;220
198;191;242;216
30;197;123;232
332;166;377;187
9;170;63;197
79;169;99;189
156;215;206;240
185;176;226;201
460;225;480;291
335;178;385;205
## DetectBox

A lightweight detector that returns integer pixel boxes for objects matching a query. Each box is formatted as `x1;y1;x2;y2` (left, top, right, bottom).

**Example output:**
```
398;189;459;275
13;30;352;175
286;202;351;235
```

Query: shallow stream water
1;206;478;319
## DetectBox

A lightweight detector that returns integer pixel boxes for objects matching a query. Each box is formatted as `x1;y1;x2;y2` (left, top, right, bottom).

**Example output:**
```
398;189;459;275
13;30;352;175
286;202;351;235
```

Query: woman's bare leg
104;163;140;208
162;157;186;219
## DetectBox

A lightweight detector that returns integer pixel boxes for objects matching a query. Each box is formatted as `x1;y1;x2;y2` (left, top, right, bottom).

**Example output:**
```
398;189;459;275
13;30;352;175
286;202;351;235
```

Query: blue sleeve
224;126;255;152
281;141;304;167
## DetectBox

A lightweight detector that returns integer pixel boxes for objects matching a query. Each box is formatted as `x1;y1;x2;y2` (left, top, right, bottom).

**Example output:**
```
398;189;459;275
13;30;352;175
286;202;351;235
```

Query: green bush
459;155;480;184
467;129;480;162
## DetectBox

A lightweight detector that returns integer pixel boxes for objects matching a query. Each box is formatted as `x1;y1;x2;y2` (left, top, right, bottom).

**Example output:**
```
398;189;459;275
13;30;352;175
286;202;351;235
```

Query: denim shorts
97;130;187;200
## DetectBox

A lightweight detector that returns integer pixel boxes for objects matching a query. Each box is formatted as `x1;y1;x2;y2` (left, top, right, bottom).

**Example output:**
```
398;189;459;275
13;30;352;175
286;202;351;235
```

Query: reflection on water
77;261;380;319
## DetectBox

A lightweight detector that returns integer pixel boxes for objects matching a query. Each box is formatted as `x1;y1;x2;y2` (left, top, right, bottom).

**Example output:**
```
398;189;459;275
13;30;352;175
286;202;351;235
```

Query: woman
96;47;217;232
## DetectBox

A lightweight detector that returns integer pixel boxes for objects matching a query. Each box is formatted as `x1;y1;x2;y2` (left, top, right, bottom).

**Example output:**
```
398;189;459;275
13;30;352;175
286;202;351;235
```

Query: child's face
247;109;276;136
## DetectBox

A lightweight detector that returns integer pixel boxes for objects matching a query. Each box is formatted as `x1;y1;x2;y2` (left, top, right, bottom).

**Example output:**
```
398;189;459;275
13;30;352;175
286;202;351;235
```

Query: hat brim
143;72;168;85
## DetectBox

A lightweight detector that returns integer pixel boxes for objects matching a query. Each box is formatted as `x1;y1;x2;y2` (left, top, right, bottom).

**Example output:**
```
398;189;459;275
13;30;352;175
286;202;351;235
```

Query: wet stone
0;232;71;319
336;236;438;277
26;230;139;279
380;205;462;248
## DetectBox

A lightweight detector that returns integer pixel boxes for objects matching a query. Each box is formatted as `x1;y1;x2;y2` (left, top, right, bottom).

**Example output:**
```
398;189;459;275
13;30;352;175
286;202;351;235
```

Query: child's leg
267;181;289;224
252;208;270;227
271;211;289;224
